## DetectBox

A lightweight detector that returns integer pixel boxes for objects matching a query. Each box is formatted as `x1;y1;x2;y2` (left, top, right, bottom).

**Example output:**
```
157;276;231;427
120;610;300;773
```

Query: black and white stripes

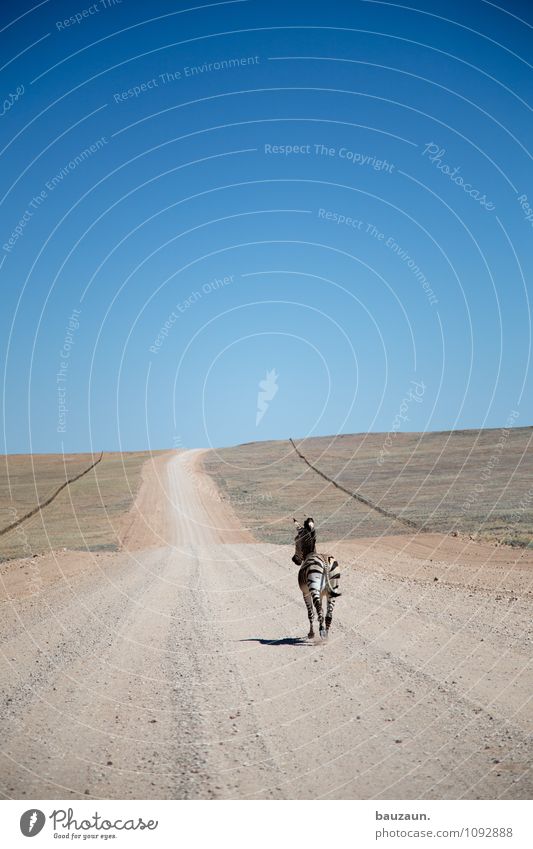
292;518;341;640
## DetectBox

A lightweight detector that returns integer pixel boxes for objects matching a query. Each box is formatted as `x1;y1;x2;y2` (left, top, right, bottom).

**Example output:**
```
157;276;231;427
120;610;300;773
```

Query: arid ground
0;451;166;561
0;435;531;799
203;428;533;546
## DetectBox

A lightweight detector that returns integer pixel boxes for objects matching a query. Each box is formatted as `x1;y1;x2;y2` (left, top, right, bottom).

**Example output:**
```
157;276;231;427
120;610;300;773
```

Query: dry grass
202;428;533;546
0;451;165;561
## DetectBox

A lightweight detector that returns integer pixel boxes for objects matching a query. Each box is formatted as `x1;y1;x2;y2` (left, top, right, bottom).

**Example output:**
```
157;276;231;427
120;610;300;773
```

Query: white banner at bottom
1;799;531;848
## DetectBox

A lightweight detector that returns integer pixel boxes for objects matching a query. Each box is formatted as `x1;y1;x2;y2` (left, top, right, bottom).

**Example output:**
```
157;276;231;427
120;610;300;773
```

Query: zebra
292;517;341;640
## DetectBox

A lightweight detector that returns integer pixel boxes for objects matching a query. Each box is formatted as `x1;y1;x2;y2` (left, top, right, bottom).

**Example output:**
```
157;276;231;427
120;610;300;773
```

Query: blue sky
1;0;532;453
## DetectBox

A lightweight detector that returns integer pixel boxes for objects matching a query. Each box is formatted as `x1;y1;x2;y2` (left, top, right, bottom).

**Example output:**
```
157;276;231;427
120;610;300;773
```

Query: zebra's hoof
308;631;315;639
320;628;327;640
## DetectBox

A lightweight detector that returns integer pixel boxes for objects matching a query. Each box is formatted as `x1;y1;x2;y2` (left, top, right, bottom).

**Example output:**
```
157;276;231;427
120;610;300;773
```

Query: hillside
202;427;533;546
0;451;167;561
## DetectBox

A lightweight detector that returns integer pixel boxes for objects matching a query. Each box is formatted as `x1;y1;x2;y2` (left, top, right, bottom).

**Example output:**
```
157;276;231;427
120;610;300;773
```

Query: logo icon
20;810;46;837
256;369;279;425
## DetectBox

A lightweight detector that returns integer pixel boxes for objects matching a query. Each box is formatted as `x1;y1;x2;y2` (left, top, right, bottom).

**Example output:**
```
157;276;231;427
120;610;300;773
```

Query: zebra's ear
304;518;315;531
293;518;303;530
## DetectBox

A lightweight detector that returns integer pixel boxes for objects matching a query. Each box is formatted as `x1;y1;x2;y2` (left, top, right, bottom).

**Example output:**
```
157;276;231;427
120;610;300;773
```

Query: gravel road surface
1;451;531;799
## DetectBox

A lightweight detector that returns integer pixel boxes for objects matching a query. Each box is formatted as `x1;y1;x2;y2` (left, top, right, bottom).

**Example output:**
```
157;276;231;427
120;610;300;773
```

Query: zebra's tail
324;558;342;598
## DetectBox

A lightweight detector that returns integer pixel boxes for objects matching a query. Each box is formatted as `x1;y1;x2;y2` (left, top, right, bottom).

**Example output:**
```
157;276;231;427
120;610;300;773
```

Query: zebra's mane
299;518;316;556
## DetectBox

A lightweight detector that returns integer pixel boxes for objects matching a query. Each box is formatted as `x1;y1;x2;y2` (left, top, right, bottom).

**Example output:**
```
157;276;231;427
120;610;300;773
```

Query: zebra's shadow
239;636;311;647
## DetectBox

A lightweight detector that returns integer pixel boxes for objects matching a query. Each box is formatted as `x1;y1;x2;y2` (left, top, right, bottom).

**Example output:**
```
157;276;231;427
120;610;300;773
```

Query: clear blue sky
1;0;531;453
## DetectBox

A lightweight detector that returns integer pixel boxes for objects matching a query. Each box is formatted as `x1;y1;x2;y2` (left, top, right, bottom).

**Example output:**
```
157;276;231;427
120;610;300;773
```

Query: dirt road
1;451;531;799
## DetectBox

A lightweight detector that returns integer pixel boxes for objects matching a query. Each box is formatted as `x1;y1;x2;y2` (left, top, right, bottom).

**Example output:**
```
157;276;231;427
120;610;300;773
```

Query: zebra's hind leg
303;593;315;639
325;596;337;636
311;590;326;639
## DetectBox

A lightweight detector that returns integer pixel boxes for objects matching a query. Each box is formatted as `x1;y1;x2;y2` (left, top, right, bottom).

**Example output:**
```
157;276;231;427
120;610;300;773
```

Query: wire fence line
0;451;104;538
289;438;426;532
